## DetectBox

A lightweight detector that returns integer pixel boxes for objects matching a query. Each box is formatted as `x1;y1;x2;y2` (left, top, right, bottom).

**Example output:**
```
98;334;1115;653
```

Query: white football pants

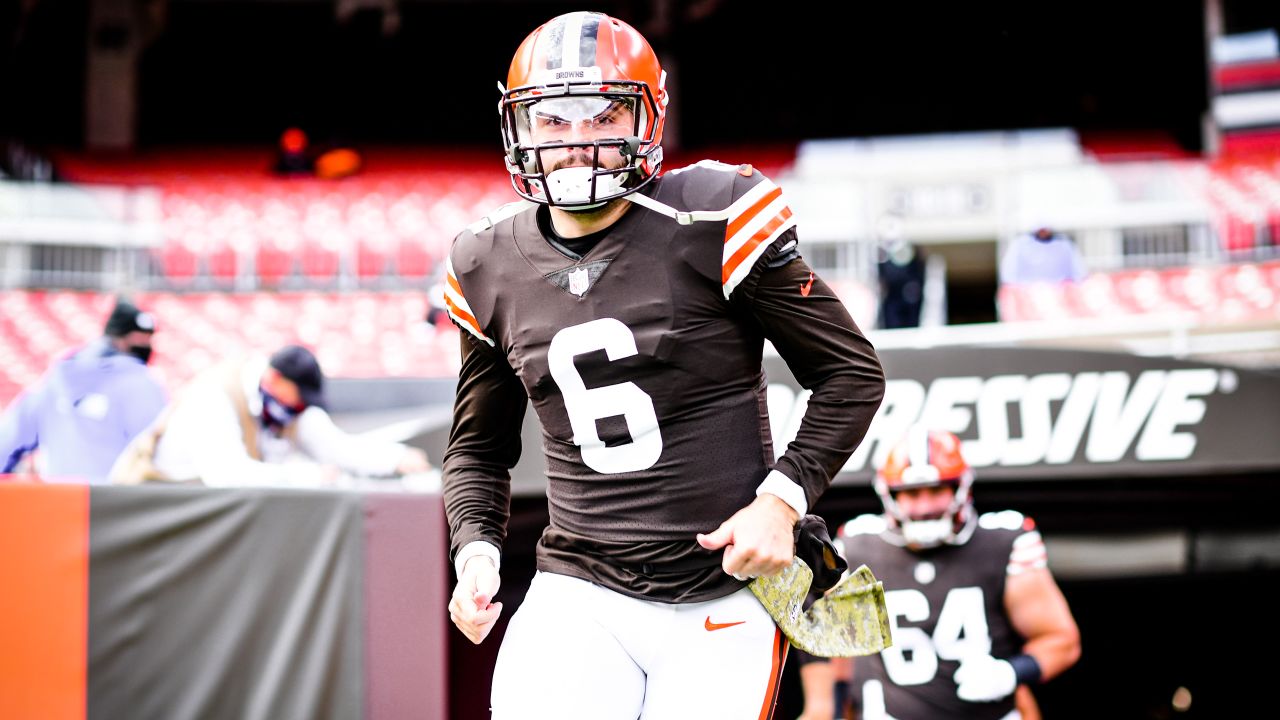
490;571;789;720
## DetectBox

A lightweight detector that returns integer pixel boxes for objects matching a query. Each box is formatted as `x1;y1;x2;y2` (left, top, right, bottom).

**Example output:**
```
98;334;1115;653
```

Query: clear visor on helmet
886;477;959;498
533;96;623;123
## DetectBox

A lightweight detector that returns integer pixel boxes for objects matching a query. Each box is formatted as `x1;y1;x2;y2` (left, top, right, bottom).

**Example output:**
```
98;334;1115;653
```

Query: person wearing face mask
111;344;429;487
0;296;167;483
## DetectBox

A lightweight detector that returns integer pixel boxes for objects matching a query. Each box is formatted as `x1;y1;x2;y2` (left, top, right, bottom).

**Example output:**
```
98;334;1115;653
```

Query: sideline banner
766;347;1280;483
412;347;1280;494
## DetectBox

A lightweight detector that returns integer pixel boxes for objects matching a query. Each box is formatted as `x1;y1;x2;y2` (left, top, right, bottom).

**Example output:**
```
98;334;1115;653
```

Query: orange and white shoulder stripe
1006;530;1048;575
721;177;796;299
443;256;495;347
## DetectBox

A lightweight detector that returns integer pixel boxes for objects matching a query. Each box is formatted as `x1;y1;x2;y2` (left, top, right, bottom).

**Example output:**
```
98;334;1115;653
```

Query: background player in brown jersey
798;426;1081;719
441;10;884;720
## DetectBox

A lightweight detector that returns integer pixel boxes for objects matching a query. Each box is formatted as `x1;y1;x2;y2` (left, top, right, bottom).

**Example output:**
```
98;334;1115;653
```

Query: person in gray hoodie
0;297;167;483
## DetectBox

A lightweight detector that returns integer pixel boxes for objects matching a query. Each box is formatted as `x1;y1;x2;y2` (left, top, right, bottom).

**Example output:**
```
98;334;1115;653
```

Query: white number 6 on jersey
548;318;663;474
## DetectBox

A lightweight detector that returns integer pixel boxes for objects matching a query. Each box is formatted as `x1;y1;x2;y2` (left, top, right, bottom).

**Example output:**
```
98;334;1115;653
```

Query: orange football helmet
500;12;667;208
875;426;975;548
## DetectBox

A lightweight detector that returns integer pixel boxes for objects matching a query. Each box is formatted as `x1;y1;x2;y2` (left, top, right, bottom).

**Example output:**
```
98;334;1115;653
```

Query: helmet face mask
898;516;957;549
504;91;649;207
875;427;975;549
500;12;667;209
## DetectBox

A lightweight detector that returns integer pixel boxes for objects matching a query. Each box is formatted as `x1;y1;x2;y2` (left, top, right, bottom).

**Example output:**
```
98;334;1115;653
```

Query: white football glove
953;654;1017;702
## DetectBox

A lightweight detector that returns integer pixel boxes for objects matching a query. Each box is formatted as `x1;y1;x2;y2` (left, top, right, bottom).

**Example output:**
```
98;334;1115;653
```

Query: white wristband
755;469;808;517
454;540;501;579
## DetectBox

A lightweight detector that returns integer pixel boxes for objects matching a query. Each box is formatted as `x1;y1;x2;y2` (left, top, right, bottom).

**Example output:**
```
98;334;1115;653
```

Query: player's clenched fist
449;555;503;644
697;493;799;580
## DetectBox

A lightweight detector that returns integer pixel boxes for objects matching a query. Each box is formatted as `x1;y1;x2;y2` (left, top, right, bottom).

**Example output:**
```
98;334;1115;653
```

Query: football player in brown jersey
442;11;885;718
798;426;1081;719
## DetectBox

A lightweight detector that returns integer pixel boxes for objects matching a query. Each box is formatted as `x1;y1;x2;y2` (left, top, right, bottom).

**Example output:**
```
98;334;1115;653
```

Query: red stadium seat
205;241;240;281
396;239;434;279
159;243;199;282
300;239;342;282
255;242;295;286
356;239;390;280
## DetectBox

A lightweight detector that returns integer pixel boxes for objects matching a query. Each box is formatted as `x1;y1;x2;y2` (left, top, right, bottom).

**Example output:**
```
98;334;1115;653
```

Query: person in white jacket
139;345;429;488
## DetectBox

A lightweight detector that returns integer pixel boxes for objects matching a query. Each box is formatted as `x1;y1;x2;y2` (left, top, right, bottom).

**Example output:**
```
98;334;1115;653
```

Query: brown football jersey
838;511;1042;719
444;161;884;602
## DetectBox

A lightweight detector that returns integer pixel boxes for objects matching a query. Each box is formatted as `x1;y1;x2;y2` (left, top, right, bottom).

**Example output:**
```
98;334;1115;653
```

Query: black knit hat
103;298;156;337
268;345;327;409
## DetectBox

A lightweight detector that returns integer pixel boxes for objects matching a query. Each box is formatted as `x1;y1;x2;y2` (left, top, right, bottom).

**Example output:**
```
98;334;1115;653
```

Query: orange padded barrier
0;483;89;720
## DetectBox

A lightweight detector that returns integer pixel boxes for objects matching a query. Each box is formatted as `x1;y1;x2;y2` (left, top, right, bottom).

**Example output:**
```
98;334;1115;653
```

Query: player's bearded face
894;485;956;523
529;97;635;172
890;484;964;549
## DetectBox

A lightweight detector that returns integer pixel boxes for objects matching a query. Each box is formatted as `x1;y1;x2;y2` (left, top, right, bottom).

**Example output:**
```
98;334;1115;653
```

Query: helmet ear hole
507;146;527;168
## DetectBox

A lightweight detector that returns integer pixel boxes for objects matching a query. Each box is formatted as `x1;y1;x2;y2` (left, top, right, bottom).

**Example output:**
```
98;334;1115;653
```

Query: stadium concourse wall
0;484;448;720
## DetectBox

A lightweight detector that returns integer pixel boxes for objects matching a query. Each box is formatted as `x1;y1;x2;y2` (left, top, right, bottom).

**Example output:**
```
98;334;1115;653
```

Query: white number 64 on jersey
881;587;991;686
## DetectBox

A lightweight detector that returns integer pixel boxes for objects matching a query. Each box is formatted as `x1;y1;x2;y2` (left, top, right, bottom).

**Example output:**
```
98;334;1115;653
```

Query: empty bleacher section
0;147;808;408
33;149;511;292
7;147;799;294
998;260;1280;323
776;130;1279;327
782;129;1278;271
1;139;1278;411
1180;154;1280;258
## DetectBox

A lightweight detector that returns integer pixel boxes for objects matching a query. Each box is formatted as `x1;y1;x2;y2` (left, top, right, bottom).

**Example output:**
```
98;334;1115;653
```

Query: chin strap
622;190;732;225
466;200;538;234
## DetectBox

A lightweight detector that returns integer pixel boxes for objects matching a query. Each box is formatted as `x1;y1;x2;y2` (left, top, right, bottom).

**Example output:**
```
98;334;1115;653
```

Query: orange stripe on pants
756;628;790;720
0;482;88;720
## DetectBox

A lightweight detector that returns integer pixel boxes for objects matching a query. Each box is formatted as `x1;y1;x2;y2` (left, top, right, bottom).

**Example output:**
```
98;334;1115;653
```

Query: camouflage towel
750;558;893;658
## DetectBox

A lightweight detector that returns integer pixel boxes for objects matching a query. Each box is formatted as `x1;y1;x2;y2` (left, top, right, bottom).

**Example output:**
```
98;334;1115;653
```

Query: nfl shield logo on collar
568;266;590;296
545;259;610;297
